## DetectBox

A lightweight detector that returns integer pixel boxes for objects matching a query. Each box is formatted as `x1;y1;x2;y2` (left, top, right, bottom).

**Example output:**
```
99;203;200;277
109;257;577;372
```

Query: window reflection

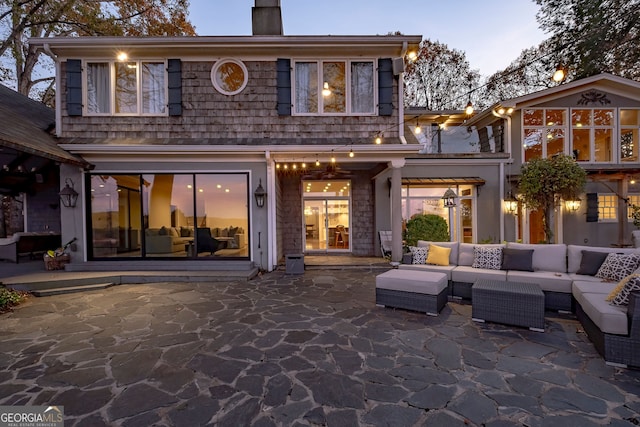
89;173;249;259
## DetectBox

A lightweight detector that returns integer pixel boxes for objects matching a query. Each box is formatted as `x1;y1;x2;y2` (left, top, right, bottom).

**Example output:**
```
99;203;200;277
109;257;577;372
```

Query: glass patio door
302;180;351;252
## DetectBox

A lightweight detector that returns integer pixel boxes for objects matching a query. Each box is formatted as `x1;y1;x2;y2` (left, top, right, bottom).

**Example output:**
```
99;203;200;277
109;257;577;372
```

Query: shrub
0;288;27;313
404;214;450;246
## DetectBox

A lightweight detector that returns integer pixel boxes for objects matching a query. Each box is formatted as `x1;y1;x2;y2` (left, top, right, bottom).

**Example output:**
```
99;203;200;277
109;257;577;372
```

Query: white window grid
570;108;616;163
598;193;618;222
83;59;168;117
291;59;377;116
521;108;567;160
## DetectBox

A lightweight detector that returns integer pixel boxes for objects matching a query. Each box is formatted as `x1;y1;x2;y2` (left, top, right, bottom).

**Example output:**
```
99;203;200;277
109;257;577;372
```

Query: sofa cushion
574;290;628;335
472;246;502;270
507;271;572;293
572;279;617;296
607;274;640;306
501;248;534;272
507;242;567;273
595;253;640;282
576;250;610;276
427;244;451;266
452;265;507;284
567;245;640;273
418;241;458;266
399;264;455;281
409;246;428;264
458;243;475;266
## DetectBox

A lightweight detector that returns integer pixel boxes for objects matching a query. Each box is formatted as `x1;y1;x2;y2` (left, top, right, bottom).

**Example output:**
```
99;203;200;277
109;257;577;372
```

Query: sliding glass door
303;180;351;252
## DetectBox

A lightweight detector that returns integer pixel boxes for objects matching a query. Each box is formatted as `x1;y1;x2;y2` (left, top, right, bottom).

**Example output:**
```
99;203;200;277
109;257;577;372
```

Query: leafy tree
517;155;586;243
535;0;640;80
479;40;560;106
404;214;450;246
0;0;196;100
404;39;481;110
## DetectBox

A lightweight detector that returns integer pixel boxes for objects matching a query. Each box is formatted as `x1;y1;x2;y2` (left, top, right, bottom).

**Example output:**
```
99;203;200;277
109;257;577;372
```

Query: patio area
1;266;640;426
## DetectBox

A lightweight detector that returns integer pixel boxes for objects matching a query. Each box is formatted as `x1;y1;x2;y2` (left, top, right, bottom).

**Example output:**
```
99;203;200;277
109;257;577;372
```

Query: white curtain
351;62;374;113
87;63;110;114
295;62;317;113
142;62;166;114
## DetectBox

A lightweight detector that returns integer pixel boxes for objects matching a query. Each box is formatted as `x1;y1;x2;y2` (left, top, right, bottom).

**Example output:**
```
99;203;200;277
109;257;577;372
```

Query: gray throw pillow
501;248;534;271
576;250;609;276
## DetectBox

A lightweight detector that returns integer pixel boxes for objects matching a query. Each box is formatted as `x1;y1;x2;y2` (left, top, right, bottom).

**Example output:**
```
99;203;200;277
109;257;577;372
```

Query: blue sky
188;0;547;77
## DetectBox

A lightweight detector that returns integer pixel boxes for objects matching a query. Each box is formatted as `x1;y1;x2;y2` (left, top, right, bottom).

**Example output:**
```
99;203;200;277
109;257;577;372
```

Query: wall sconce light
59;178;79;208
504;193;518;214
254;179;266;208
565;198;581;212
442;188;457;208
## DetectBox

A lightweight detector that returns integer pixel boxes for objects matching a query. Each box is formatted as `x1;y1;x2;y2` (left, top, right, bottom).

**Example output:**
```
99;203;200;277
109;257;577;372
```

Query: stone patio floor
1;267;640;426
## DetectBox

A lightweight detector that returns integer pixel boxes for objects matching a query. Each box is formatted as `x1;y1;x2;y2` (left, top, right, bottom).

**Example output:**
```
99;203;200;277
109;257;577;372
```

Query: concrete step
3;268;261;294
32;282;116;297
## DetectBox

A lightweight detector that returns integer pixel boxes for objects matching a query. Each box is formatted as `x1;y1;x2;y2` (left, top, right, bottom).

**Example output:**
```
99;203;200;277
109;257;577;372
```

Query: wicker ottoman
376;270;448;316
472;279;545;332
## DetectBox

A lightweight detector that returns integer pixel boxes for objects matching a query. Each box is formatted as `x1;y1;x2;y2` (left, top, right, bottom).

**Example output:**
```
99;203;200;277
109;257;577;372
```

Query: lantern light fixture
254;179;267;208
59;178;79;208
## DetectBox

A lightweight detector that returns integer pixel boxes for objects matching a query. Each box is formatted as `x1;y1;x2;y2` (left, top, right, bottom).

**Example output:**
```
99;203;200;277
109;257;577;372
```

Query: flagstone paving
1;268;640;426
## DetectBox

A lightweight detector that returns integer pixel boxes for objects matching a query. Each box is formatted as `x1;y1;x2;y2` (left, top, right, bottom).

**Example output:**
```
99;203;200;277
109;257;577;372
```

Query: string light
349;148;354;158
414;119;422;134
375;133;382;144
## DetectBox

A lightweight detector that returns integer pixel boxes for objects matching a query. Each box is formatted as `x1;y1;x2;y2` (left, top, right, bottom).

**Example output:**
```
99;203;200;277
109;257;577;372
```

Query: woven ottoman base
472;279;545;332
376;270;448;316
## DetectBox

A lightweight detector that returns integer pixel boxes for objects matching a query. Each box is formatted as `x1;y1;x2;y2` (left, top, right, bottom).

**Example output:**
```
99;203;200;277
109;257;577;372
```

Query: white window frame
83;59;168;117
521;108;568;161
598;193;618;222
628;194;640;221
570;108;616;164
620;109;640;163
292;59;377;116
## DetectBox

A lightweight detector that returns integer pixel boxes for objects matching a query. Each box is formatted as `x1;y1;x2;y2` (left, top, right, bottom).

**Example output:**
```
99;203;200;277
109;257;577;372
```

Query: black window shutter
276;58;292;116
66;59;82;116
378;58;393;116
167;59;182;116
586;193;599;222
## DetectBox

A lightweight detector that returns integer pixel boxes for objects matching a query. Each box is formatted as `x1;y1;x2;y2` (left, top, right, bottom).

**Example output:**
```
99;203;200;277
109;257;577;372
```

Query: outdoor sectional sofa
400;241;640;368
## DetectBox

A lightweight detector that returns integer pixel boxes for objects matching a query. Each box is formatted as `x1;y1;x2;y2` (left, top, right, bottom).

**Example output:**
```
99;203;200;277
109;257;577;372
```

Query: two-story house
30;3;421;271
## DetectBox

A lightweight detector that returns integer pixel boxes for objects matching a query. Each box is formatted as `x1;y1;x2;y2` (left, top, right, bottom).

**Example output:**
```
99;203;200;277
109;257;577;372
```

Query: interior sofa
0;232;61;263
400;240;640;367
145;226;193;254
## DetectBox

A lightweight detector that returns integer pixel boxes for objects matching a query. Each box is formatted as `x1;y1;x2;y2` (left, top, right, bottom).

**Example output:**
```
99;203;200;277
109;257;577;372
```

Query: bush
0;287;27;313
404;214;450;246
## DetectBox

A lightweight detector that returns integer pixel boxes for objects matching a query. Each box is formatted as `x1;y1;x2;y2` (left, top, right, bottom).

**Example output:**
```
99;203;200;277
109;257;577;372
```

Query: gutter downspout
265;150;277;272
398;42;407;144
492;109;513;243
43;44;62;137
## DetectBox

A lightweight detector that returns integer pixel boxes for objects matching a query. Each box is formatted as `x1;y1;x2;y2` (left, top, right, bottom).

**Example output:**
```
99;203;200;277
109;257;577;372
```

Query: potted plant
43;237;76;270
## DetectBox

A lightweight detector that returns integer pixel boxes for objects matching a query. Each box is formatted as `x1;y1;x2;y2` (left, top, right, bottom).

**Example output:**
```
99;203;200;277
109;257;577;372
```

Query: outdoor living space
1;263;639;425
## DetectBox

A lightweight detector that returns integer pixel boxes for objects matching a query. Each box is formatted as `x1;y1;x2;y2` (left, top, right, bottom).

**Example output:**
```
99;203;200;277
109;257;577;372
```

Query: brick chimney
252;0;283;35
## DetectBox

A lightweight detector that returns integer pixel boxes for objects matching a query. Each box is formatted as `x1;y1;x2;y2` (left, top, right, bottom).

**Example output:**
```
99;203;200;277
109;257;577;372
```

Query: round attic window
211;59;248;95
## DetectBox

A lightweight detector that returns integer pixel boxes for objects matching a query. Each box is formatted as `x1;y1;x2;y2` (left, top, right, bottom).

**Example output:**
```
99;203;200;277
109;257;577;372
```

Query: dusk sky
187;0;548;77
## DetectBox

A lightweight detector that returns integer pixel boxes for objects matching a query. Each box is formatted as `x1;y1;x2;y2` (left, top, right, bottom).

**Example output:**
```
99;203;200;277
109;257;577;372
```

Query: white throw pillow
472;246;503;270
409;246;428;264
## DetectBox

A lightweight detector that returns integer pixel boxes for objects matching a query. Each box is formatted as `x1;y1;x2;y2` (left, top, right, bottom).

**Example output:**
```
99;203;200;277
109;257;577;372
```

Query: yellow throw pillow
426;244;451;266
606;273;640;302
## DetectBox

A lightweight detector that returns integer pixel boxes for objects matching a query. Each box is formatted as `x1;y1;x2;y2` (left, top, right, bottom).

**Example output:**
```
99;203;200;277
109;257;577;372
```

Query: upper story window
571;108;614;162
86;60;167;116
620;109;639;162
293;60;375;115
523;109;566;161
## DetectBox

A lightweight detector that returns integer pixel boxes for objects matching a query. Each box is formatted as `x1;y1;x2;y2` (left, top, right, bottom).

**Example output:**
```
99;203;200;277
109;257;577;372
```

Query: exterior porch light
442;188;457;208
59;178;79;208
254;179;266;208
504;193;519;214
565;198;581;212
552;64;566;83
465;101;474;115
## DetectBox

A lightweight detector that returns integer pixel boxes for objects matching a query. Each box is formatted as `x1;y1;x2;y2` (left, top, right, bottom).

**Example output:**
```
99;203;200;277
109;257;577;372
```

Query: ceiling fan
302;163;354;180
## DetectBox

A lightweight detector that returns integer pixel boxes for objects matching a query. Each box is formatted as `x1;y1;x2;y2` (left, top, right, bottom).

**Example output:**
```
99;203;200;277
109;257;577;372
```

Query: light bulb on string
349;148;354;158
